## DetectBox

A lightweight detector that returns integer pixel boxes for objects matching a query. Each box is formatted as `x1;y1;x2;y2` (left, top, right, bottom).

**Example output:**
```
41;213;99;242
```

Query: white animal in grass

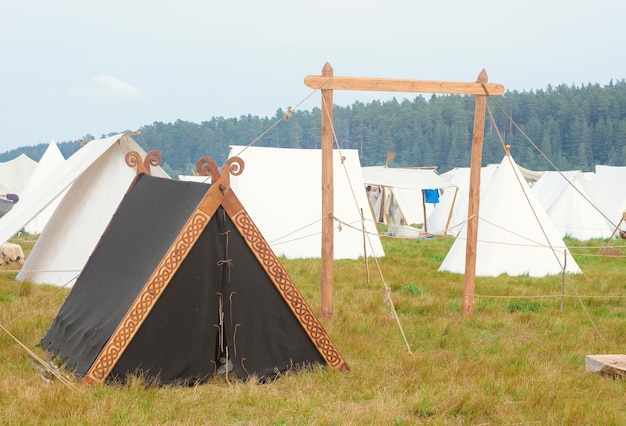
0;242;25;265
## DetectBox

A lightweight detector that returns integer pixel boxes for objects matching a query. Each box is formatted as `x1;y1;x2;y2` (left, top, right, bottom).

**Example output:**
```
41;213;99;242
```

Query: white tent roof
532;170;614;240
438;153;582;277
0;153;37;195
21;140;67;234
361;166;454;190
1;133;169;287
228;145;384;259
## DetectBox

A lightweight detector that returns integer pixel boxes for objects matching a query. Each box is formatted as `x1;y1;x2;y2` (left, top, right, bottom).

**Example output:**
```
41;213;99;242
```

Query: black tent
40;154;348;385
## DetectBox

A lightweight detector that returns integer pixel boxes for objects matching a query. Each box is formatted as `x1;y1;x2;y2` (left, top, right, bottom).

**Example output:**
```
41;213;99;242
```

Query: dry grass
2;234;626;424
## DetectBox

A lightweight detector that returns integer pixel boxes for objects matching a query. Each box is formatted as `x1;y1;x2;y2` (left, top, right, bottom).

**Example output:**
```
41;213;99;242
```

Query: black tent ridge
40;151;349;385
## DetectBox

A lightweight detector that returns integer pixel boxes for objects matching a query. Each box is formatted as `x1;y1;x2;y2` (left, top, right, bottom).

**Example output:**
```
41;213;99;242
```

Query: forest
3;79;626;178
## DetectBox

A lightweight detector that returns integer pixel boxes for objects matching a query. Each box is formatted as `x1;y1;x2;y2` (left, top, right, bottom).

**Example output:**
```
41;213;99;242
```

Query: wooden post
462;69;489;317
321;62;334;319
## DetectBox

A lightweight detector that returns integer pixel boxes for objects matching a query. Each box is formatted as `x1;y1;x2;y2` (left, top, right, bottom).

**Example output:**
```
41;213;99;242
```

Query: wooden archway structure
304;62;505;318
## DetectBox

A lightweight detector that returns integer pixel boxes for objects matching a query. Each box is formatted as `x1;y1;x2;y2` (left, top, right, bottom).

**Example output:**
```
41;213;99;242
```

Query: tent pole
321;62;334;319
422;189;428;233
462;70;489;318
444;187;459;235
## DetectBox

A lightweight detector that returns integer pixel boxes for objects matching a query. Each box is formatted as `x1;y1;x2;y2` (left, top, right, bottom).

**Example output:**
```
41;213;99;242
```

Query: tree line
3;79;626;177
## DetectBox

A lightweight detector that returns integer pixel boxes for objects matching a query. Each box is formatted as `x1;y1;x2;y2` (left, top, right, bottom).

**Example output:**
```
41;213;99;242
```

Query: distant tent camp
532;170;614;240
227;145;384;259
22;140;66;234
439;146;582;277
40;155;348;385
361;166;455;236
1;133;170;287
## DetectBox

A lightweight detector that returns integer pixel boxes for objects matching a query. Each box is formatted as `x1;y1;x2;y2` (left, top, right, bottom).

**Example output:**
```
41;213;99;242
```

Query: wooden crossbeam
304;75;505;96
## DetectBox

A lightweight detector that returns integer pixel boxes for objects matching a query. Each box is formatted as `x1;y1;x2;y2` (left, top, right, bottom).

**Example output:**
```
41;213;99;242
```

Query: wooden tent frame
84;151;349;383
304;62;505;318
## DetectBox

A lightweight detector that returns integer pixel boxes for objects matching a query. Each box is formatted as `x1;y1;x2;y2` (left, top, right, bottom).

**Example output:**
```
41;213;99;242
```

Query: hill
3;80;626;177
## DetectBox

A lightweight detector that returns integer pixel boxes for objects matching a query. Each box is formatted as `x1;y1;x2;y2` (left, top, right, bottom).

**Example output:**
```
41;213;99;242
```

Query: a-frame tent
532;170;614;240
22;140;67;234
2;133;169;287
227;145;384;259
438;147;582;277
40;155;348;385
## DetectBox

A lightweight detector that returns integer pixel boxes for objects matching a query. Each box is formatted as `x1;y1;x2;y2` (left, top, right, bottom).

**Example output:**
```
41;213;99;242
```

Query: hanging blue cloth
424;189;439;204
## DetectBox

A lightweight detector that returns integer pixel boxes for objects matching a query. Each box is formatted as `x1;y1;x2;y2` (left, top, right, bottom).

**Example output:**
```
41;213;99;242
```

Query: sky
1;0;625;153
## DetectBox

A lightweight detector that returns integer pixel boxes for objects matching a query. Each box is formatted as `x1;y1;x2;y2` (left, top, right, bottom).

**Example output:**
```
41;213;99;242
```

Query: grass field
2;234;626;424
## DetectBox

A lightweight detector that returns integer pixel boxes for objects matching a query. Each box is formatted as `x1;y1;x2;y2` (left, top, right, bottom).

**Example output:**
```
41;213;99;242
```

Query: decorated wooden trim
85;157;238;383
222;192;350;372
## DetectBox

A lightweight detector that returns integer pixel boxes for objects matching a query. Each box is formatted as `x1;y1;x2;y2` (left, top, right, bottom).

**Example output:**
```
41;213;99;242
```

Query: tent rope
0;323;80;391
481;88;598;330
320;94;414;355
223;87;319;162
475;293;626;299
0;271;80;387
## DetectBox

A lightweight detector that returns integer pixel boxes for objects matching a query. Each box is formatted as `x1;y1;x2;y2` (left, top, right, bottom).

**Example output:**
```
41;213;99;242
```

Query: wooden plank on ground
585;354;626;379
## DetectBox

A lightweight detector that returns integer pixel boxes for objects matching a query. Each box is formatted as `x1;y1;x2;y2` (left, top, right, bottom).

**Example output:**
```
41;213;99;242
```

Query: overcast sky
1;0;625;153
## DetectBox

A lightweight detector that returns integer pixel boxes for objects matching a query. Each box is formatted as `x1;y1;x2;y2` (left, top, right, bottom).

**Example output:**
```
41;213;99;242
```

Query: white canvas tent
21;140;67;234
178;174;211;183
427;164;498;236
0;133;169;287
588;165;626;225
438;149;582;277
227;145;384;259
361;166;455;235
0;153;37;195
532;170;615;240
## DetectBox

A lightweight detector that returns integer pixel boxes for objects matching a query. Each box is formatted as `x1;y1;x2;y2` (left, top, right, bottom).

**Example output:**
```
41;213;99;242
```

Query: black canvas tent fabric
40;171;346;385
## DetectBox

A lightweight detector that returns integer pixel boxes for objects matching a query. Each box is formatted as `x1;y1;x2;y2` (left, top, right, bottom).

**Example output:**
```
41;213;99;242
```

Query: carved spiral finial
125;150;163;175
125;151;146;174
225;157;244;176
196;157;220;179
144;150;162;170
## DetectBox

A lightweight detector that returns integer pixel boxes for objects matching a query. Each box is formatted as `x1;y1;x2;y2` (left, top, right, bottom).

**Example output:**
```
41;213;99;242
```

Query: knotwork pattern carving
232;210;347;370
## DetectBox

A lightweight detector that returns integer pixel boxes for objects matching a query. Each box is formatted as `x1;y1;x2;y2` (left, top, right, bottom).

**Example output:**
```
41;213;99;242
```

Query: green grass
2;235;626;424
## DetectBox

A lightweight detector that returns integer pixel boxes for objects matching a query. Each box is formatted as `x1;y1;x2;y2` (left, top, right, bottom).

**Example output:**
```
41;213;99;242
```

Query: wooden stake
321;62;334;319
462;70;489;318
